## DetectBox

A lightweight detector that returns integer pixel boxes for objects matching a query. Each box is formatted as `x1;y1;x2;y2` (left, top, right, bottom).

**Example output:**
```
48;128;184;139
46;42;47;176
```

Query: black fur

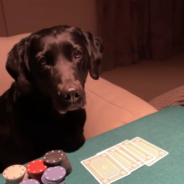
0;25;103;172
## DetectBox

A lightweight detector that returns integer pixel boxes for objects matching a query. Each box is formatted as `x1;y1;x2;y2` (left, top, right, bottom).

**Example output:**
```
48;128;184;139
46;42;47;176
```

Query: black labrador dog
0;25;103;172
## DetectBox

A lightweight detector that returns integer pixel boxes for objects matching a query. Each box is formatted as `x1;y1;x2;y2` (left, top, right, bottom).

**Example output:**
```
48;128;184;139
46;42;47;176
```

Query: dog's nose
63;88;81;102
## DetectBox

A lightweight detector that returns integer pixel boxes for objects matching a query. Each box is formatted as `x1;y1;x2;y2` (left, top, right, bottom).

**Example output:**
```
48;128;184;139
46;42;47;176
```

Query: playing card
96;142;144;168
115;144;145;167
102;146;143;173
131;137;169;166
120;140;155;164
81;152;130;184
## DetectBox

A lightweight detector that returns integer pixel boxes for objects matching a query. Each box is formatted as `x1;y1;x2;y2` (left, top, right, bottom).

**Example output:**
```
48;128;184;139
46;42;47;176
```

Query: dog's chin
55;104;86;114
56;109;67;114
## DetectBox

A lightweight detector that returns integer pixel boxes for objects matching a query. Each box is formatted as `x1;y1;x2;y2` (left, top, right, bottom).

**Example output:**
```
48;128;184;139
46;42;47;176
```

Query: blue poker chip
41;166;66;184
60;180;65;184
19;179;40;184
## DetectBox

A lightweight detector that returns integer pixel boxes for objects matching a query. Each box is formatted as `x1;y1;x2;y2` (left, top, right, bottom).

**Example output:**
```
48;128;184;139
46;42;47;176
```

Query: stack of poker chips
26;160;47;183
2;150;72;184
20;179;40;184
41;166;66;184
2;165;28;184
43;150;72;176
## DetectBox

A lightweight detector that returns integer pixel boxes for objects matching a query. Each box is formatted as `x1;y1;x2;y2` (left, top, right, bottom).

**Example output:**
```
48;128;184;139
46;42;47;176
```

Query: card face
104;146;142;172
120;140;155;164
131;137;169;166
81;138;169;183
115;145;145;167
81;153;130;184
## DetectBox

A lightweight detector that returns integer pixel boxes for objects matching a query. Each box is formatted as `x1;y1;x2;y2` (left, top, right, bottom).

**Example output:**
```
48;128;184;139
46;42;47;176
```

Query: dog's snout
62;88;81;102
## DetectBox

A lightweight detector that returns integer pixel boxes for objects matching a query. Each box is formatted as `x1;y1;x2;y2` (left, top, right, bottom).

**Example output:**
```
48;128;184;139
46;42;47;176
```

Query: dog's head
6;25;103;114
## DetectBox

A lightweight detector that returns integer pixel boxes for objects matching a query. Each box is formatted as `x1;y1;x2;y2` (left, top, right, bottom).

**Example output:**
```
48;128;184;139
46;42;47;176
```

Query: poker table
1;105;184;184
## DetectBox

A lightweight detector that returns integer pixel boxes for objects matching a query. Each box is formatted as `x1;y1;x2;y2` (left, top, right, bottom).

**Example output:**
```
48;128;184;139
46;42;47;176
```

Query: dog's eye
73;50;82;59
38;57;47;66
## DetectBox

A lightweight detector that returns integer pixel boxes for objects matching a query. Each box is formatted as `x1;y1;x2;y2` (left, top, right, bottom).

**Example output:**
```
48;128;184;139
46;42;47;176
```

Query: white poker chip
3;165;28;183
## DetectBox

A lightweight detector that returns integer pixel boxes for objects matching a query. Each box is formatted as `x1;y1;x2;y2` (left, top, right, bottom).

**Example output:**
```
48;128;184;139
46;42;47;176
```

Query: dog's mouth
53;100;86;114
68;104;85;111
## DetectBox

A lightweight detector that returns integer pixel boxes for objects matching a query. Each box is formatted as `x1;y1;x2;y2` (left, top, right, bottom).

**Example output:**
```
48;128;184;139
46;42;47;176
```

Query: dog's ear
6;35;32;95
83;31;104;80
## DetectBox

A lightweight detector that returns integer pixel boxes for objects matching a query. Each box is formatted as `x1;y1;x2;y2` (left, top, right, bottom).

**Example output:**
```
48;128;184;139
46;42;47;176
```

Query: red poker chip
26;160;47;175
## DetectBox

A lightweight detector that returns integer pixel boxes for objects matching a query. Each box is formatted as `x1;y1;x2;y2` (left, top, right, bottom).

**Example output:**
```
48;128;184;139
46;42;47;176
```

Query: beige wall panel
0;0;7;36
2;0;98;36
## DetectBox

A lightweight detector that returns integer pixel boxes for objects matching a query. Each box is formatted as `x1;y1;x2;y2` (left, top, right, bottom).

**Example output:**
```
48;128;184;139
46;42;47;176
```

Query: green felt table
1;105;184;184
